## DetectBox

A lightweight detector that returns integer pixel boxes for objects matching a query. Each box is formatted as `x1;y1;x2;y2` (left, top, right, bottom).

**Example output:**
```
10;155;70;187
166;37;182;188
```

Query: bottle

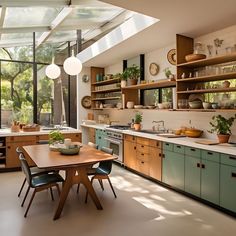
131;119;134;129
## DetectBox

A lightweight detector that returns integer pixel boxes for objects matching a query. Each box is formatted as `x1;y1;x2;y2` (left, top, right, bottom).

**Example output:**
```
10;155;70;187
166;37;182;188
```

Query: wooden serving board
195;140;219;145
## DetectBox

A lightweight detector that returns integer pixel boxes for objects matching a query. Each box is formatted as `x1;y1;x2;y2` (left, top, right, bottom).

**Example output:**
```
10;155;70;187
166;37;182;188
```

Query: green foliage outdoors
209;114;236;135
134;112;143;124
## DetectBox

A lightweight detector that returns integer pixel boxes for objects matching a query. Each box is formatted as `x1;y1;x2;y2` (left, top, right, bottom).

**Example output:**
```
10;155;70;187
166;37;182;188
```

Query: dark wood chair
18;152;64;217
16;147;53;199
85;147;117;203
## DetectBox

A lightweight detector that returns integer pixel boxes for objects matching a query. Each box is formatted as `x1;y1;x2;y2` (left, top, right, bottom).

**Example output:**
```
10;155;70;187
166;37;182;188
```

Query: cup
64;138;72;148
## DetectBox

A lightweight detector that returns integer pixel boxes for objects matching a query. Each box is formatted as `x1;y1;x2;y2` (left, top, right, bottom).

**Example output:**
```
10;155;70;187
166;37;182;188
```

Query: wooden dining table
22;144;115;220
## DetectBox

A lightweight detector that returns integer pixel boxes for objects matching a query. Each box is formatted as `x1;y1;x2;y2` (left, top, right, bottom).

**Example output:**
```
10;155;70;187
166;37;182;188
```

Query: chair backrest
16;147;23;155
98;147;114;174
88;142;98;149
18;153;32;187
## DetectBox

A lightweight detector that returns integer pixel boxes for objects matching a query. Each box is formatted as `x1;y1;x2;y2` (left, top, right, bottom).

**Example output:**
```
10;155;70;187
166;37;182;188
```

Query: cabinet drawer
6;135;36;143
63;133;81;142
220;154;236;167
185;146;201;158
137;152;150;162
163;142;173;152
136;159;149;176
202;150;220;163
136;137;149;146
149;139;161;149
124;134;136;142
137;144;149;154
173;144;185;154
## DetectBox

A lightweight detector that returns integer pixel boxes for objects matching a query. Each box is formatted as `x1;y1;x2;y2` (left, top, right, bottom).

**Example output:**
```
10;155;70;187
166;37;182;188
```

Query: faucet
152;120;165;132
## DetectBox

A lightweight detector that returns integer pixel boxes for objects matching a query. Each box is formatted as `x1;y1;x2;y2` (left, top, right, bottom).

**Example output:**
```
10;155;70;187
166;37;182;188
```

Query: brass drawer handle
141;145;144;148
141;153;144;156
141;161;144;164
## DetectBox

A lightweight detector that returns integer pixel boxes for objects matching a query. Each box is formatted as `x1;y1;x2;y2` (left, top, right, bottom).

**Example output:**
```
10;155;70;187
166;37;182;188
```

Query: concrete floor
0;165;235;236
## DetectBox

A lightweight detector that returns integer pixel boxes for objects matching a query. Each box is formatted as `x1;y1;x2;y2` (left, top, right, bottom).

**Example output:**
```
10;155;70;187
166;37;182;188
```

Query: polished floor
0;165;235;236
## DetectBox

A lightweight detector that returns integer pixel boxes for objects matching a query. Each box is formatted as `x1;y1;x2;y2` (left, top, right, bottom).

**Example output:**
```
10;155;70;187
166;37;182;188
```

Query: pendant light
45;57;61;79
63;49;82;76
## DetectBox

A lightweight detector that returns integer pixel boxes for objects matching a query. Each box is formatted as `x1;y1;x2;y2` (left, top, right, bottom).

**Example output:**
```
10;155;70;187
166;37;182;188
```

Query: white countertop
0;127;81;137
80;123;236;156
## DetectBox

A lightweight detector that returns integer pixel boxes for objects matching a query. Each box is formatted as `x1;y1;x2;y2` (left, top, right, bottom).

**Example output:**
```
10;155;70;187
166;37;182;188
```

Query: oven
105;131;124;164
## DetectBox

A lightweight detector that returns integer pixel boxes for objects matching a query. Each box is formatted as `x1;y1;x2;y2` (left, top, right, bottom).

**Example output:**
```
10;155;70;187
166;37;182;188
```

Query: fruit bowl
59;145;81;155
185;129;203;138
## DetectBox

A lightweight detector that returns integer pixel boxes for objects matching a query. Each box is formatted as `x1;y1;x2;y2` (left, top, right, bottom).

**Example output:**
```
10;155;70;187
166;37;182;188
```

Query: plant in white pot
133;112;143;131
209;114;236;143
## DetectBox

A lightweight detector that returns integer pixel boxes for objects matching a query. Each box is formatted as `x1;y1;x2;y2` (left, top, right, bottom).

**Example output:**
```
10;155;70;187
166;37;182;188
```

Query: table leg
78;168;103;210
53;169;75;220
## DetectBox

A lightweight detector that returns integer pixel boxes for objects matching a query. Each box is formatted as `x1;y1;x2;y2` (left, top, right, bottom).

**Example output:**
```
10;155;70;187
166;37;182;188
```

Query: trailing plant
209;114;236;135
163;67;173;78
134;112;143;124
49;130;64;144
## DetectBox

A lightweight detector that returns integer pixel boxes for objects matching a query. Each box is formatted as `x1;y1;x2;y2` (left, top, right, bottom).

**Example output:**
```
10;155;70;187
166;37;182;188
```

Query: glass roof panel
4;7;62;27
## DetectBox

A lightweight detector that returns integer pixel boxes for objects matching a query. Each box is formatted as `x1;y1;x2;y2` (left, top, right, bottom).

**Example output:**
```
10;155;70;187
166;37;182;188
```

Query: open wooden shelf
122;80;176;90
177;72;236;83
92;78;120;86
177;87;236;94
0;146;6;149
176;108;236;112
177;52;236;68
92;97;121;101
91;88;121;93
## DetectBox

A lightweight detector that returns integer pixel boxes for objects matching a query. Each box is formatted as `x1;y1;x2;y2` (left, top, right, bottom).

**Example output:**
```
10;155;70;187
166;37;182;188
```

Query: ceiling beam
36;7;73;47
0;26;50;34
0;0;70;7
0;6;6;39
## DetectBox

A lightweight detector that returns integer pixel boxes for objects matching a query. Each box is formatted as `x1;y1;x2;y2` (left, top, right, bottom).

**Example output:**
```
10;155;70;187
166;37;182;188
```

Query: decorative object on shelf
81;96;92;109
22;124;40;132
116;102;122;109
207;45;213;57
82;74;89;83
134;105;143;109
202;102;212;109
167;49;176;65
99;103;103;109
209;114;236;143
211;103;219;109
188;100;202;109
49;130;64;145
133;112;143;131
214;38;224;55
194;42;205;54
45;57;61;79
11;121;20;132
177;99;188;109
181;72;186;79
123;65;140;86
126;101;134;109
63;50;82;76
163;67;173;79
185;53;206;62
222;80;230;88
149;62;159;76
188;94;204;102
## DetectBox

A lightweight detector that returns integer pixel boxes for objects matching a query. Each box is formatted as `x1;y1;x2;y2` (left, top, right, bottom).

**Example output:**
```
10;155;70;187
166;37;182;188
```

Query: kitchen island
0;127;81;170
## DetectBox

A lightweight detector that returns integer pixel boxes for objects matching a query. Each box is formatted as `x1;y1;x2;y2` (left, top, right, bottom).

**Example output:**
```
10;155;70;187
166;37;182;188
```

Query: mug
64;138;72;148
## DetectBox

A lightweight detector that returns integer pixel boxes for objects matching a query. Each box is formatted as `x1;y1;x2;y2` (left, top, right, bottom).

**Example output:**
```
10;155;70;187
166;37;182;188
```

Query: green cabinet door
162;150;185;190
101;130;108;149
185;155;201;197
220;164;236;213
95;129;102;149
201;160;220;205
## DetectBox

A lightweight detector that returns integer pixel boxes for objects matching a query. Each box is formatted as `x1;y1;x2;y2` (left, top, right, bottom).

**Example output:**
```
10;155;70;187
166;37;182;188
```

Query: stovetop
108;125;130;130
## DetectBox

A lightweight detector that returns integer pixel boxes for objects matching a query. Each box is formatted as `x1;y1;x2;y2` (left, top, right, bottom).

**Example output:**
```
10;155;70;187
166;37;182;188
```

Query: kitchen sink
136;129;165;134
41;127;70;131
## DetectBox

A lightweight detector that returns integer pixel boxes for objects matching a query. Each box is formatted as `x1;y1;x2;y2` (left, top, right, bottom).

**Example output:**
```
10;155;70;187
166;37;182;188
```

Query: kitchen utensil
195;140;219;145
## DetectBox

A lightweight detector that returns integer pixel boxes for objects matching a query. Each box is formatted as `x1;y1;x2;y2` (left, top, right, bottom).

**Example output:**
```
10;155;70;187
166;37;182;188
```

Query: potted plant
49;130;64;145
114;72;127;88
209;114;236;143
164;67;174;79
124;65;140;86
133;112;143;131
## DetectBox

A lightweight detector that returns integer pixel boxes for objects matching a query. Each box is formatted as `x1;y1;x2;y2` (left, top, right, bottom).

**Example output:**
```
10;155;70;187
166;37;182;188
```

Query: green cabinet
185;154;201;197
220;162;236;213
162;143;185;190
201;159;220;205
95;129;107;150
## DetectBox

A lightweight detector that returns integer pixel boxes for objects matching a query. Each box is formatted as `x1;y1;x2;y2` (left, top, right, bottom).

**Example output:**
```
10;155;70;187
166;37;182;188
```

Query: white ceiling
82;0;236;67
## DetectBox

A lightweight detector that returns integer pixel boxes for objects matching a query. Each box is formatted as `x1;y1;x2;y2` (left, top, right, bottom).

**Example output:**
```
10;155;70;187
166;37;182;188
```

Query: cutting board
195;140;219;145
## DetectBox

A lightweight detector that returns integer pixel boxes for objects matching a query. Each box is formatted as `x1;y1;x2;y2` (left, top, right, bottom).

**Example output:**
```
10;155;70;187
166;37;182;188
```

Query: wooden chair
18;153;64;217
16;147;52;198
85;147;117;203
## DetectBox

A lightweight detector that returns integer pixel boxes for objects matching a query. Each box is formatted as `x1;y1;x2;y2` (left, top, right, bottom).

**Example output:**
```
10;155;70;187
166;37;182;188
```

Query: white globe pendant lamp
45;57;61;79
63;49;82;76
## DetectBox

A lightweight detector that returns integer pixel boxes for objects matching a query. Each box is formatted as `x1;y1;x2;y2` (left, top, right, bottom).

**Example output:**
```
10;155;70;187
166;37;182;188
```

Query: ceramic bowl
157;103;164;109
185;129;203;138
59;145;81;155
202;102;211;109
211;103;218;109
126;101;134;109
188;101;202;109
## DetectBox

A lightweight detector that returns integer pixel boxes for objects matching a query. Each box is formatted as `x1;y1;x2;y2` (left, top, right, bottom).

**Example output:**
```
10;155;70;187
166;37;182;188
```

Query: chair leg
56;184;61;196
18;178;26;197
76;184;80;194
98;179;104;191
24;189;36;218
50;187;54;201
107;177;117;198
21;186;30;207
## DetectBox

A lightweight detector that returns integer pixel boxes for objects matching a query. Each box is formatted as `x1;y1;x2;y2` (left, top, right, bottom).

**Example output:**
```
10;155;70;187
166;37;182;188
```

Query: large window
0;39;76;128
